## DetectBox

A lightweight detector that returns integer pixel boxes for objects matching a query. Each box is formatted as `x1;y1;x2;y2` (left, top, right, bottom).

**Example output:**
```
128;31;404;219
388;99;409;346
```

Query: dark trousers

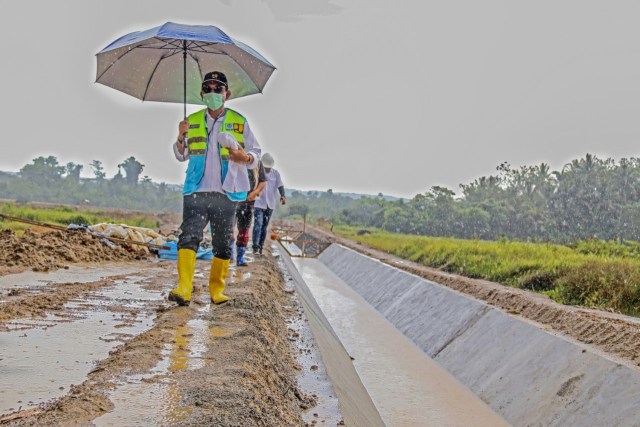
234;201;254;247
252;207;273;252
178;192;237;260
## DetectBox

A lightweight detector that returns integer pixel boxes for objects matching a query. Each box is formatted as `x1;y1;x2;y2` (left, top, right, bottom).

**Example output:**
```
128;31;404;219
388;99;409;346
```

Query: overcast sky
1;0;639;199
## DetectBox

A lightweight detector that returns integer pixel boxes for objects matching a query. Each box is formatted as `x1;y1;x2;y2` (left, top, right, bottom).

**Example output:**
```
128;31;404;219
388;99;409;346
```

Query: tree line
283;154;640;243
0;156;181;212
5;153;640;244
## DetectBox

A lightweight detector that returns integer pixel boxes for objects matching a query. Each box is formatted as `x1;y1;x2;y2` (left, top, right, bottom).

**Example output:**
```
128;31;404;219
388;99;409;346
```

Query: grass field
0;202;159;234
333;225;640;316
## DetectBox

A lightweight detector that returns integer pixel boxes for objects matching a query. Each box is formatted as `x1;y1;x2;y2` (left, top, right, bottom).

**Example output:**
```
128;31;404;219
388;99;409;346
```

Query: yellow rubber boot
168;249;196;306
209;257;230;305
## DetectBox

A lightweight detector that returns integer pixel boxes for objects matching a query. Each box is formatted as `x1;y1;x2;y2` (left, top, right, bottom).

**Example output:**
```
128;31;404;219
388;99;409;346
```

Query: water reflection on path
0;268;164;414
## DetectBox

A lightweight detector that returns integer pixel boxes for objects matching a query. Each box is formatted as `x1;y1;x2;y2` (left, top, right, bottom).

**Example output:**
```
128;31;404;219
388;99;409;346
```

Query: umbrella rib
162;50;183;60
191;52;204;84
189;41;220;53
147;37;183;50
142;55;167;101
181;51;204;97
142;50;200;102
196;41;229;54
96;38;180;82
163;38;183;49
225;53;260;94
139;38;182;54
96;47;139;82
159;39;206;52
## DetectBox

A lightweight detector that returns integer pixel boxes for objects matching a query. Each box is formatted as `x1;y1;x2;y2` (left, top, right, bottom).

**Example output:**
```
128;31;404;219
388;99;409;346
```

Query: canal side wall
318;244;640;427
278;246;386;427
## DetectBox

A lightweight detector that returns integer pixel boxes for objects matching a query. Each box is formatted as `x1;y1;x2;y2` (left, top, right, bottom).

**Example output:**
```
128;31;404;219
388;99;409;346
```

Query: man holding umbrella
96;23;275;306
170;71;261;306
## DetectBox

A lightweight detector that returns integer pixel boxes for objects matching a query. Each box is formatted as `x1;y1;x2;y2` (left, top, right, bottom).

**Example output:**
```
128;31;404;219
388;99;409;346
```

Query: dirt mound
0;229;146;276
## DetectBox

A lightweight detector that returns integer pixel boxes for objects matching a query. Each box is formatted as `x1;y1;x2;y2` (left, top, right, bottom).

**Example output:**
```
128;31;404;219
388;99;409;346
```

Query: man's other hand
247;190;259;201
228;146;251;163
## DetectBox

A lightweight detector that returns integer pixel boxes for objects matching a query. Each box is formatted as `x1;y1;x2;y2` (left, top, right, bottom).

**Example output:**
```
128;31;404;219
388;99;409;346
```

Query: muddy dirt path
0;251;329;426
302;223;640;368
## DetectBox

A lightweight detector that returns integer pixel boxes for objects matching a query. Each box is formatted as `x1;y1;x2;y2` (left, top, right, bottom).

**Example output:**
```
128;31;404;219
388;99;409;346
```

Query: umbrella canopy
96;22;276;108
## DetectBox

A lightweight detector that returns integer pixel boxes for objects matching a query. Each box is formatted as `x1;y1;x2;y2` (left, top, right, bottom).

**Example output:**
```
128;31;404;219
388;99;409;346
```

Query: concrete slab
320;244;420;309
436;308;640;426
320;244;491;357
319;244;640;426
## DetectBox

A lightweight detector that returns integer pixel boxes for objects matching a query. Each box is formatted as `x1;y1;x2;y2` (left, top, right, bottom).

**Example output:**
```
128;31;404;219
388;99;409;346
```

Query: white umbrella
96;22;276;116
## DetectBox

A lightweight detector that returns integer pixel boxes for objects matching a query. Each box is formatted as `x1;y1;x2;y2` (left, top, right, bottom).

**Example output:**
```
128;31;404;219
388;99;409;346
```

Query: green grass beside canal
333;226;640;316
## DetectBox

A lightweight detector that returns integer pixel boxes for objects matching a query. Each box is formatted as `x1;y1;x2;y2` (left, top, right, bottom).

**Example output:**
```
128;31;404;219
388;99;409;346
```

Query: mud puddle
94;305;239;426
0;264;144;304
93;249;342;427
0;270;164;414
1;249;338;425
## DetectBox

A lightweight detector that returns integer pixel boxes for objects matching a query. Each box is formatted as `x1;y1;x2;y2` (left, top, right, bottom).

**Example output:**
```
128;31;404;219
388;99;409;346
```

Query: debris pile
89;223;174;253
0;229;145;275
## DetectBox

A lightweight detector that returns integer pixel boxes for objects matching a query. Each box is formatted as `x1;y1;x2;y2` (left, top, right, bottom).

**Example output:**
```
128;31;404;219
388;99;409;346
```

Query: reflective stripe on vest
186;109;246;157
182;108;247;197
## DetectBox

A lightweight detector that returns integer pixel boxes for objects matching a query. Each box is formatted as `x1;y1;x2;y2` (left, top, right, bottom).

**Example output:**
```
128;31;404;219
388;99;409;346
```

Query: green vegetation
0;156;181;212
282;155;640;244
333;226;640;316
0;202;159;232
4;153;640;316
275;155;640;316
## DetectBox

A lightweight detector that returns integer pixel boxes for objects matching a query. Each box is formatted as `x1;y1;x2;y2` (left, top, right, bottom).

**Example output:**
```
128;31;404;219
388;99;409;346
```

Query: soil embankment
0;229;146;276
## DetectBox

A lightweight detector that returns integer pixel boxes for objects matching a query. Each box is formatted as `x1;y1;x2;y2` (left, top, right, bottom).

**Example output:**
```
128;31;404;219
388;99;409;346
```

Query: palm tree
118;157;145;185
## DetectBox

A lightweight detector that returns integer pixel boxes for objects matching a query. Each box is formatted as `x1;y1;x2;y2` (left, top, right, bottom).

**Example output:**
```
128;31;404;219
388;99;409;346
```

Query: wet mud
0;265;151;328
1;269;164;414
0;249;324;426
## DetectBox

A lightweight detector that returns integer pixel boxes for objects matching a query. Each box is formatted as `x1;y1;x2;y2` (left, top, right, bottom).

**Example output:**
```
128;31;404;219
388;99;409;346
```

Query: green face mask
203;93;224;110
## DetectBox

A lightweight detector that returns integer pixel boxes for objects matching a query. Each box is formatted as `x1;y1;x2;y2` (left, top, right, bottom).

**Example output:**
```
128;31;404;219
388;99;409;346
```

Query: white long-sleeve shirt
173;108;261;194
255;168;284;210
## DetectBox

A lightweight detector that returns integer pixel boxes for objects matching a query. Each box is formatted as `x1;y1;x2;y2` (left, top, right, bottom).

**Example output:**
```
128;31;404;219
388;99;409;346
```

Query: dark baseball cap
202;71;228;88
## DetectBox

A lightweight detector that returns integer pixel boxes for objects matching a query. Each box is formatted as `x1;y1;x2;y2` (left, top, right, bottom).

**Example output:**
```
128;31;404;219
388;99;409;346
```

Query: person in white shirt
169;71;261;307
252;153;285;254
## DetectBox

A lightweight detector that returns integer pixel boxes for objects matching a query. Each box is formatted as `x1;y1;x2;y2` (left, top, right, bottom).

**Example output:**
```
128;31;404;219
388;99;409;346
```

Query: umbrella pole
182;41;187;147
183;40;187;119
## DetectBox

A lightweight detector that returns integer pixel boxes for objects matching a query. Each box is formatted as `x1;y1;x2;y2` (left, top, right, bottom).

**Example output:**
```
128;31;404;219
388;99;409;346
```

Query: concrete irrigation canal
288;243;640;426
1;230;640;425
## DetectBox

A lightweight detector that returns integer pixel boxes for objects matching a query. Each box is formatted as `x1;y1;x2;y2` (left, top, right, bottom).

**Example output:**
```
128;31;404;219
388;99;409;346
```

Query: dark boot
236;245;248;266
